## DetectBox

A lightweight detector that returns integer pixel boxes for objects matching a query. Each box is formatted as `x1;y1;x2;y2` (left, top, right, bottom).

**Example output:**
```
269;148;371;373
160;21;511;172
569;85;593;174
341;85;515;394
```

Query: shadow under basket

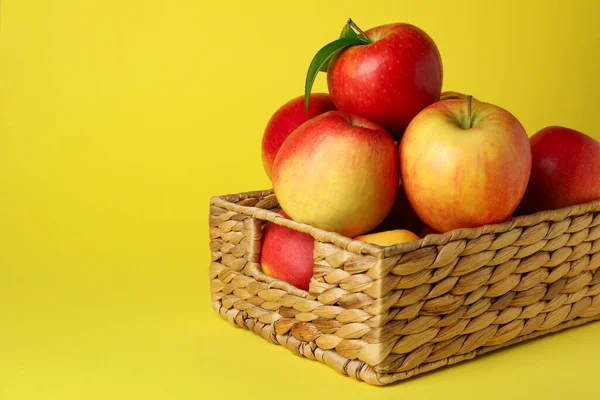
208;189;600;386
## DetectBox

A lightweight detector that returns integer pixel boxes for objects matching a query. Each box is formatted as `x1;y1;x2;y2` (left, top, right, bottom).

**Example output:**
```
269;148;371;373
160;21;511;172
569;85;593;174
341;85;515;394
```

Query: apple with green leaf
305;19;443;139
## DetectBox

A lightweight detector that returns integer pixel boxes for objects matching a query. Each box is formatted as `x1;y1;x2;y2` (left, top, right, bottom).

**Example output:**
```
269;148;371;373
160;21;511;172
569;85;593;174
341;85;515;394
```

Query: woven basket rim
211;189;600;258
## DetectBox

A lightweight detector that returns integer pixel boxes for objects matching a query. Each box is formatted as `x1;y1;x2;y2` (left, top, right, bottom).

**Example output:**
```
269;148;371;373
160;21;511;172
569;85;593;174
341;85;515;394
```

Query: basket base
213;300;600;386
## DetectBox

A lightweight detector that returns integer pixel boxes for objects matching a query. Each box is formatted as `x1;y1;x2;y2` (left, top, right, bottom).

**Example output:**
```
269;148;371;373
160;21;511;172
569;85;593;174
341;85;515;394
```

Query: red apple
400;96;532;233
261;93;336;180
420;226;440;238
272;110;398;237
369;184;425;235
327;22;443;138
260;211;314;291
517;126;600;214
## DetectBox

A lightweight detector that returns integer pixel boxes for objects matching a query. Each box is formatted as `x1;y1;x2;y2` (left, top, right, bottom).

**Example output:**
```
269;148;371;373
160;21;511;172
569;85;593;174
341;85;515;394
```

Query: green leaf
318;24;359;73
317;61;330;73
339;23;359;39
305;37;365;114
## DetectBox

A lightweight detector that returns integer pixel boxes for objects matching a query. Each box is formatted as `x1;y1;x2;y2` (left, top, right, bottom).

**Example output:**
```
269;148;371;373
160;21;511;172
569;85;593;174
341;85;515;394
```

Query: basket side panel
306;242;389;367
209;193;306;337
209;203;267;327
209;192;390;375
374;209;600;376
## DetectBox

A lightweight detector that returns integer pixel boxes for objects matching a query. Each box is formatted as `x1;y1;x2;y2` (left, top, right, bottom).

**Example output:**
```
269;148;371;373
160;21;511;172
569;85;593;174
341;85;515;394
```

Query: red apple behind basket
261;93;336;180
516;126;600;214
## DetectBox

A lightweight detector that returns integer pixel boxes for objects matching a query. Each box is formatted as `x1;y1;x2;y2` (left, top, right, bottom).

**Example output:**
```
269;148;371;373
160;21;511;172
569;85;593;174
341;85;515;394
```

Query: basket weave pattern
209;189;600;385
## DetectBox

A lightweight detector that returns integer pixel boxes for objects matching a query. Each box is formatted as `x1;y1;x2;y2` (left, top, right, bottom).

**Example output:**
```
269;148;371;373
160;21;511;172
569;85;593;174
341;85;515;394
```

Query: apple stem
466;95;473;129
347;18;371;43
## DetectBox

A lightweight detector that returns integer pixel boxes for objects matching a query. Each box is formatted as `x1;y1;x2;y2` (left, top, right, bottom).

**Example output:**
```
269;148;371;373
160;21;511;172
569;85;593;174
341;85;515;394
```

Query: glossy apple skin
327;23;443;139
400;97;532;233
517;126;600;214
260;211;314;291
272;110;398;238
261;93;336;180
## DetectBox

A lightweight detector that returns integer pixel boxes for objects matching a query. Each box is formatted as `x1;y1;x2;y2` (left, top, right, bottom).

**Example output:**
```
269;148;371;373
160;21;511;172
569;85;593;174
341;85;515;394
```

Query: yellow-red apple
400;96;532;233
260;211;314;291
272;110;398;237
261;93;336;180
517;126;600;214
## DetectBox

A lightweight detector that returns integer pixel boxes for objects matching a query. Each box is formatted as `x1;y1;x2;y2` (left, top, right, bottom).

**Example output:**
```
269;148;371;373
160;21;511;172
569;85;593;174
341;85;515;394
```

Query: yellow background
1;0;599;398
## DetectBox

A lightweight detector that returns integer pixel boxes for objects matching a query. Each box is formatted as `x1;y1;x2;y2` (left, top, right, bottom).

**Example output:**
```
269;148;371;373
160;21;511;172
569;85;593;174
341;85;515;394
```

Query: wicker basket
209;189;600;386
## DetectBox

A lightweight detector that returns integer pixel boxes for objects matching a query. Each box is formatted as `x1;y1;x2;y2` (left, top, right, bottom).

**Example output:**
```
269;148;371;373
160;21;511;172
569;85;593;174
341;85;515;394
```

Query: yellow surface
1;0;599;399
